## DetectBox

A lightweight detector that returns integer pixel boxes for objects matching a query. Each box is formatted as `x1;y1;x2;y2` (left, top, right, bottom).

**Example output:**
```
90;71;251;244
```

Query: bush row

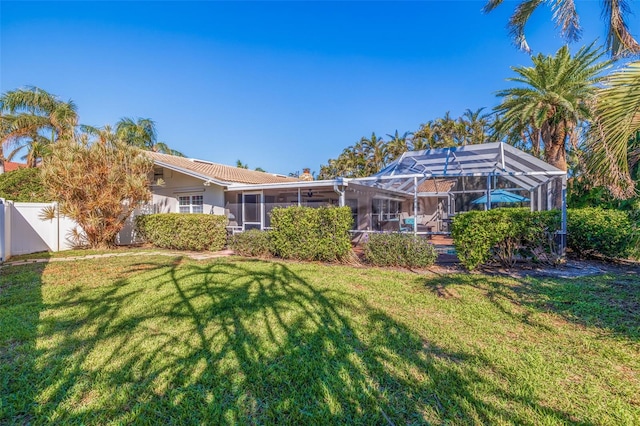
135;213;227;251
451;208;560;270
228;229;272;258
362;233;437;268
228;206;353;262
452;207;638;269
135;206;636;268
567;207;637;259
269;206;353;262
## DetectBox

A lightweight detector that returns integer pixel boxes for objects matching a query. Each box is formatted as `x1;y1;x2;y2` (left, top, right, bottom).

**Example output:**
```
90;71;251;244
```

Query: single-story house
133;142;566;249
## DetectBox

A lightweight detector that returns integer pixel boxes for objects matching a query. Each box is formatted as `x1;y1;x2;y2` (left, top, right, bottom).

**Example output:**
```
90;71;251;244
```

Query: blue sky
1;1;614;175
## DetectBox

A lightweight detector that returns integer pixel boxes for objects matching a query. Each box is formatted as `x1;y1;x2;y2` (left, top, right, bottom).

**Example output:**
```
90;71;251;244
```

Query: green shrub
567;207;636;259
270;206;353;262
0;167;49;202
363;233;437;268
229;230;272;257
135;213;227;251
452;208;561;270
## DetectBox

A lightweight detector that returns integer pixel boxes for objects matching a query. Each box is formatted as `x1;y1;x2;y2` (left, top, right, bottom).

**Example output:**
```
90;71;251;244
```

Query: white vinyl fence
0;199;78;261
0;199;141;261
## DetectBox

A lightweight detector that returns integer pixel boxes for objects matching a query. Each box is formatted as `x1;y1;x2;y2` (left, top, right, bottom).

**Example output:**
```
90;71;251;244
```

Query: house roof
3;162;27;172
146;152;300;185
417;179;457;193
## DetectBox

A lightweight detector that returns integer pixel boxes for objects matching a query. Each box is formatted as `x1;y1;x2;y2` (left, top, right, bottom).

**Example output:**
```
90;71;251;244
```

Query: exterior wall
150;167;226;215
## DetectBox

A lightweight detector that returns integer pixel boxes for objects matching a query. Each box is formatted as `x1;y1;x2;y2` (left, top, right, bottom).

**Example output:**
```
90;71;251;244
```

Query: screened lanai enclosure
224;142;567;250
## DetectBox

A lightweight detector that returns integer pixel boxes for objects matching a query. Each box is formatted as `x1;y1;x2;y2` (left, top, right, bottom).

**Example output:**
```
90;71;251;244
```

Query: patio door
242;192;263;230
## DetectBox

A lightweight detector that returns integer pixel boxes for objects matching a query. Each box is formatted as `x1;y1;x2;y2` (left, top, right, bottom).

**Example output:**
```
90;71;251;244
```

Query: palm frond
586;61;640;197
508;0;545;52
603;0;640;59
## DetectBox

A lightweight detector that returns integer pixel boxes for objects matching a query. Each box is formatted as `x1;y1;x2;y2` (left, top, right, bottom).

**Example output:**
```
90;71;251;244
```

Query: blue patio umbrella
471;189;530;205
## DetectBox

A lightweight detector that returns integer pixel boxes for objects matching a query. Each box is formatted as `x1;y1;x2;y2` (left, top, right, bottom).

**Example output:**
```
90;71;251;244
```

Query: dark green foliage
567;207;637;259
0;167;48;202
135;213;227;251
452;208;561;270
362;233;437;268
228;230;273;257
568;177;640;222
269;206;353;262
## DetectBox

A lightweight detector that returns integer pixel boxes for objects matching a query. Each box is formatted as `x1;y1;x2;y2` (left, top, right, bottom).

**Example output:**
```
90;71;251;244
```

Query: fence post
56;202;60;252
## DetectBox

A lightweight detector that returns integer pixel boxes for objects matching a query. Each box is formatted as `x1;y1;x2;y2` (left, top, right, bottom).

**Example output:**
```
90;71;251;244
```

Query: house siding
150;167;226;215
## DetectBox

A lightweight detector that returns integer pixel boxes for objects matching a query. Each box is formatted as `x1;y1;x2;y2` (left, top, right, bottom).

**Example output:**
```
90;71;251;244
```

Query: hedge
451;208;560;270
228;229;273;258
269;206;353;262
567;207;636;259
363;233;437;268
0;167;49;202
135;213;227;251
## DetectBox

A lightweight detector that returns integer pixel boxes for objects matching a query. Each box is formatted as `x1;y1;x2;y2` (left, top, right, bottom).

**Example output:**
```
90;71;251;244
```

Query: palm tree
432;112;463;148
413;121;436;150
484;0;640;59
116;117;184;156
5;135;51;167
460;108;492;145
361;133;388;174
0;86;78;173
386;130;412;160
494;44;609;173
585;60;640;198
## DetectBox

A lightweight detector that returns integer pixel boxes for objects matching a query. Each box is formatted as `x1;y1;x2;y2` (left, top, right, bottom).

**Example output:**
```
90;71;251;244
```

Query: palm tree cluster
0;86;183;174
321;44;639;200
318;109;495;179
0;87;78;172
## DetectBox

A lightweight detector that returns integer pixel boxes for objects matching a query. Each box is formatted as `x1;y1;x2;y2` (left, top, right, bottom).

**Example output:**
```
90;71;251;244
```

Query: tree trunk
541;120;568;209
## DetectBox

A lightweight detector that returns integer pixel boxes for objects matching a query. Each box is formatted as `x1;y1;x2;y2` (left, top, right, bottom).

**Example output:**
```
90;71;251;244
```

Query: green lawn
1;255;638;425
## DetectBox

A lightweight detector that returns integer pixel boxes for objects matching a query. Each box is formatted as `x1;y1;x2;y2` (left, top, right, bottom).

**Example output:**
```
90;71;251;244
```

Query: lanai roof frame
350;142;568;254
353;142;566;194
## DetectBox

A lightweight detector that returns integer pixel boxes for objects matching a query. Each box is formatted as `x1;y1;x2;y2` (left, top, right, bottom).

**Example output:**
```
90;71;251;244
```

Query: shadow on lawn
0;263;45;424
14;258;595;424
422;272;640;342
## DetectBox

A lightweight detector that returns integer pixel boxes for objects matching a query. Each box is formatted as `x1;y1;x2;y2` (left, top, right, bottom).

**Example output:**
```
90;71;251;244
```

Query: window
178;195;203;214
372;198;400;221
346;199;358;229
153;167;164;182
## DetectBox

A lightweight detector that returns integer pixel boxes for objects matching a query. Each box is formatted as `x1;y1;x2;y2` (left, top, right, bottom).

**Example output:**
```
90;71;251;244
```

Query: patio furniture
401;217;414;232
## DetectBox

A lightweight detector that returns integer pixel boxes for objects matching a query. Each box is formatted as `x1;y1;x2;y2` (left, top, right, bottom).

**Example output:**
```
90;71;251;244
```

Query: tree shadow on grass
14;257;597;424
421;271;640;342
0;263;45;424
